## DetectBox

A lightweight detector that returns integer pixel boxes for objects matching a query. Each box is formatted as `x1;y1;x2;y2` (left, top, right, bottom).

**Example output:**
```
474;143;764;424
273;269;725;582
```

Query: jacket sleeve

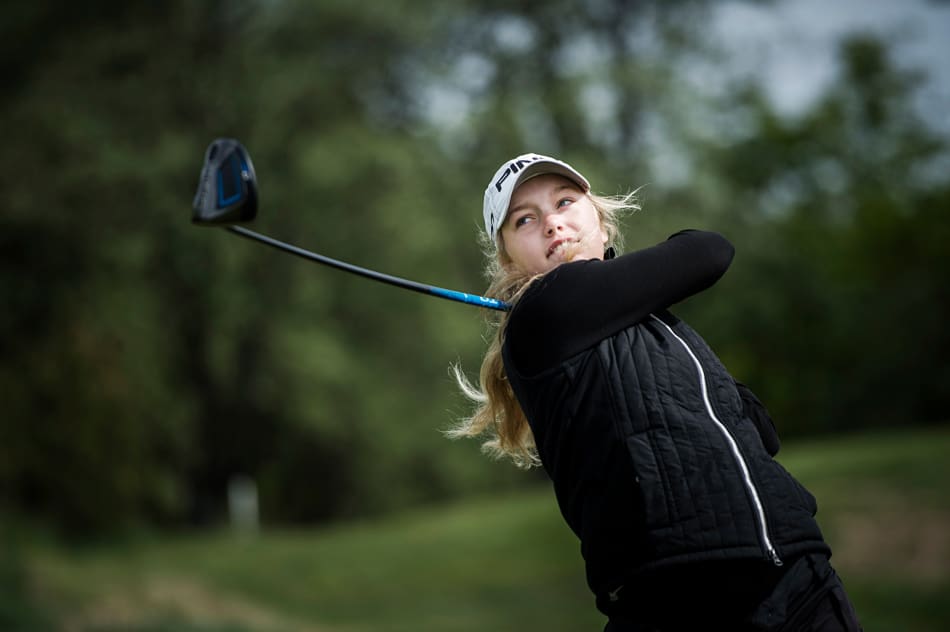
735;381;780;456
505;230;735;375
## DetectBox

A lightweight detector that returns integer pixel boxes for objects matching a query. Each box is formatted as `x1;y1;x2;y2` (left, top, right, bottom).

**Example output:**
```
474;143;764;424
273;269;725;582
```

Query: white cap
483;153;590;242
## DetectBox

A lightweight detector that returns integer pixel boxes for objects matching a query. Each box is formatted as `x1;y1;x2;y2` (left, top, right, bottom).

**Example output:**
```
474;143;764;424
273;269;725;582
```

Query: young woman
452;153;862;631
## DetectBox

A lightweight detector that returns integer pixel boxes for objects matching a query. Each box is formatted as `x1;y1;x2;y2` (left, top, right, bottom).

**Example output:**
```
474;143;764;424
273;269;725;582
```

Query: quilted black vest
502;310;830;602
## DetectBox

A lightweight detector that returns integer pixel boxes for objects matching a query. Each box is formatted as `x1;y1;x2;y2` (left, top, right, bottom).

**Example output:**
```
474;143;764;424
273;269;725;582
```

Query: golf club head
192;138;258;225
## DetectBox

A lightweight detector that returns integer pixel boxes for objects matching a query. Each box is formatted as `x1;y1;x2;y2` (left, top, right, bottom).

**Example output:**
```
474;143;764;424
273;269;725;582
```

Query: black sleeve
735;381;780;456
504;230;735;375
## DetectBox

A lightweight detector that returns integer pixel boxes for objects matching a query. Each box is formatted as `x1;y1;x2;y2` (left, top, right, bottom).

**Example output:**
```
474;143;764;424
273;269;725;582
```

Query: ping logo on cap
494;155;544;193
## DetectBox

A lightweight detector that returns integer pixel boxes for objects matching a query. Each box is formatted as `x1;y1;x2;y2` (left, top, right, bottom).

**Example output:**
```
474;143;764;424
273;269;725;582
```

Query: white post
227;474;259;534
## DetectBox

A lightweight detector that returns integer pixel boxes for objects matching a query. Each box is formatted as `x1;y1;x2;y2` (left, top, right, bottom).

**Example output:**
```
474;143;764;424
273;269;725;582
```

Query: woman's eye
514;215;533;228
557;198;573;208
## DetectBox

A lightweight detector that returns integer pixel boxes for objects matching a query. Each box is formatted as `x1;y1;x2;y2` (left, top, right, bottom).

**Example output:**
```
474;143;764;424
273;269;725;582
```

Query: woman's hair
448;189;639;468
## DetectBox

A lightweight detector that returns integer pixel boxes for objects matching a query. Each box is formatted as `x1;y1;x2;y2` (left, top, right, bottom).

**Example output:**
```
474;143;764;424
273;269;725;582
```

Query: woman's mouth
547;238;576;259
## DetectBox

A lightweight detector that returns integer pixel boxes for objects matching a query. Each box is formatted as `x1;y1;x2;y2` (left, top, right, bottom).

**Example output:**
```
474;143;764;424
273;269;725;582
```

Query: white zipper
650;314;783;566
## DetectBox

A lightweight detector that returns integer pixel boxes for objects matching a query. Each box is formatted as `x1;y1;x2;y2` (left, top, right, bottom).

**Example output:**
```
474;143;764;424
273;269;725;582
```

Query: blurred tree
665;35;950;434
2;0;945;537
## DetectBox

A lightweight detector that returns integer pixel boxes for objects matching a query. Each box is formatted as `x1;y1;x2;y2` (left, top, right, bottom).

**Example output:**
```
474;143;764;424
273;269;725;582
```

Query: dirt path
831;506;950;582
61;574;339;632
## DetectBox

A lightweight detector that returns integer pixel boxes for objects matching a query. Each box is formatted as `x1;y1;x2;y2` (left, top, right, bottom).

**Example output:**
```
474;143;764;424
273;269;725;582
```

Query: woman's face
499;174;608;275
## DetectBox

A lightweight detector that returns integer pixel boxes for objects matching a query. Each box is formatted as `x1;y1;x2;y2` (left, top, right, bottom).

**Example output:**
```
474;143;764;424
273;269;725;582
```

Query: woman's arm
505;230;734;375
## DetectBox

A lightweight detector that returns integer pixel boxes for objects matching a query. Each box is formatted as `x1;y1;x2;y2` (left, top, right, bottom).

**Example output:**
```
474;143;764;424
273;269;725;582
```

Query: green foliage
666;35;950;435
1;1;948;538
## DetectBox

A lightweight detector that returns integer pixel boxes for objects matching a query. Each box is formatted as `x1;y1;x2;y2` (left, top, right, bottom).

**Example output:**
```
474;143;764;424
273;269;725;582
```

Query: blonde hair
448;190;639;468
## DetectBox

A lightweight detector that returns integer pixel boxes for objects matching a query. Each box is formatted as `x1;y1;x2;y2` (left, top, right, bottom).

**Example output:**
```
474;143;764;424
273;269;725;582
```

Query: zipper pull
768;547;784;567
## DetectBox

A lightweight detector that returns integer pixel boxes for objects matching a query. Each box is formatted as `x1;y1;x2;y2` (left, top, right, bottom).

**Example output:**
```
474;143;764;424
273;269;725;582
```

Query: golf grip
226;226;510;311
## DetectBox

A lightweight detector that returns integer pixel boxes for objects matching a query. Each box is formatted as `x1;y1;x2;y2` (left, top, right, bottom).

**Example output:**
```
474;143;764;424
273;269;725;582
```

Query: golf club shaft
226;226;510;311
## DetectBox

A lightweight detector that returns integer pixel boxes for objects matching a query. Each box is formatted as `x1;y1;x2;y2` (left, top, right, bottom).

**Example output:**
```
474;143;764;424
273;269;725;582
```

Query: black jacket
501;231;830;610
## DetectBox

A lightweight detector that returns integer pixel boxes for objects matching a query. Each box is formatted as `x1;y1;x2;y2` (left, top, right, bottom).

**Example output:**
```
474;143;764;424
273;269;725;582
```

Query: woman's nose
544;213;562;235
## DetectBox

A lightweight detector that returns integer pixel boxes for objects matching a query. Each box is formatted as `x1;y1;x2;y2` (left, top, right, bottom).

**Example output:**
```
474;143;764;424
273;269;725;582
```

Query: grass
776;426;950;632
9;425;950;631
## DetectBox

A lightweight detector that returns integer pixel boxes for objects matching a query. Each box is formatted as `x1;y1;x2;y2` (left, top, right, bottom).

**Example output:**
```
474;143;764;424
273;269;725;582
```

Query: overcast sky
712;0;950;131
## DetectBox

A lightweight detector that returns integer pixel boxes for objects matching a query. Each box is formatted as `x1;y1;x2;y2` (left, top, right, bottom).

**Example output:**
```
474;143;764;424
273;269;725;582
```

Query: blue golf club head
192;138;258;225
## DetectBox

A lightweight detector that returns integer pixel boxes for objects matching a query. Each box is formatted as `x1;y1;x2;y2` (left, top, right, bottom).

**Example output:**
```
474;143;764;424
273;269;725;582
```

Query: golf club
192;138;509;311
